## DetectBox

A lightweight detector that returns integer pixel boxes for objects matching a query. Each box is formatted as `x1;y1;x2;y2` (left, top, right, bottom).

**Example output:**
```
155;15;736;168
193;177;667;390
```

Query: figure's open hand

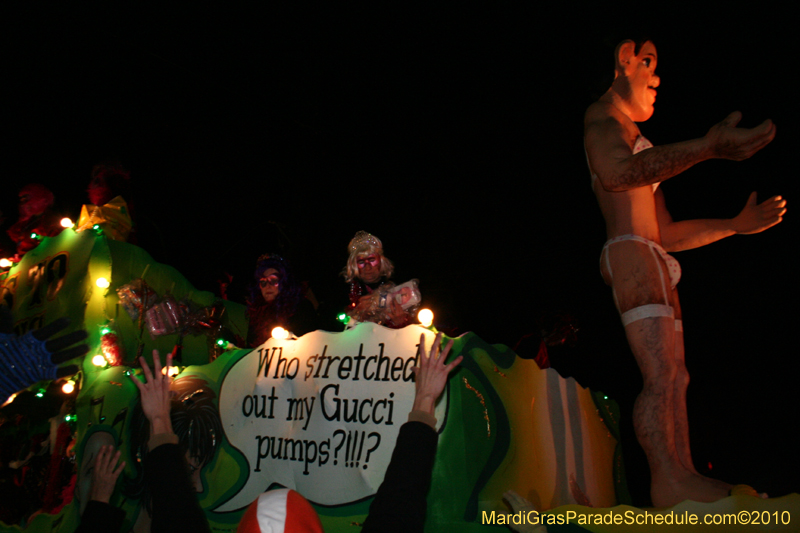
732;192;787;234
129;350;173;435
706;111;776;161
412;333;462;415
503;490;548;532
89;445;126;504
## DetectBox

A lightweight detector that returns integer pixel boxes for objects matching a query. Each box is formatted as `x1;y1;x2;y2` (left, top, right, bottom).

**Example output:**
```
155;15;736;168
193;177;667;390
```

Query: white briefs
602;235;682;327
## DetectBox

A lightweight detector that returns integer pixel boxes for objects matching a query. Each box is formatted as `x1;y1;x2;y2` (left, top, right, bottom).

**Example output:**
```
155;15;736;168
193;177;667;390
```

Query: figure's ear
615;40;636;73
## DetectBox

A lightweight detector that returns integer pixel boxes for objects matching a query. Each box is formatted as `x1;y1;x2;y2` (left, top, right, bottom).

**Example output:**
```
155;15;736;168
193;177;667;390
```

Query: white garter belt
602;235;682;326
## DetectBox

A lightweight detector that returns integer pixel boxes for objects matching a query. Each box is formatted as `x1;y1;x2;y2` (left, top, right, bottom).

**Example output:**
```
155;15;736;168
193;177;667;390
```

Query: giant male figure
584;39;785;507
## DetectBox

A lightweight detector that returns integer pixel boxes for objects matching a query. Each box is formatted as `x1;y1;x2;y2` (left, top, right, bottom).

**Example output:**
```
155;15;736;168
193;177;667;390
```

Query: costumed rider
75;162;134;242
342;231;420;328
246;254;318;347
6;184;64;260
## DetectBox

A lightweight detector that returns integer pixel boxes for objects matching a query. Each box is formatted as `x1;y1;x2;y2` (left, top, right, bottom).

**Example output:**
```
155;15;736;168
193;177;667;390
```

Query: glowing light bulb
160;366;180;377
0;258;11;268
60;218;74;228
272;327;289;340
92;354;107;366
418;308;434;327
62;381;75;394
337;313;348;323
2;393;18;407
96;277;110;289
101;327;111;335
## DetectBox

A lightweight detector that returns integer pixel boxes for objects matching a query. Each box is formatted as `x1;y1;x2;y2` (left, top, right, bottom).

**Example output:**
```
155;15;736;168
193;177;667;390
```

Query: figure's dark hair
630;37;653;56
246;254;302;324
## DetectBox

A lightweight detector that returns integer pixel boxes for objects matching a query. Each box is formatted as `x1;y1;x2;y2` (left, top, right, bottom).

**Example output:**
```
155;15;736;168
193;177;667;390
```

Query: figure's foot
730;484;768;499
651;471;732;508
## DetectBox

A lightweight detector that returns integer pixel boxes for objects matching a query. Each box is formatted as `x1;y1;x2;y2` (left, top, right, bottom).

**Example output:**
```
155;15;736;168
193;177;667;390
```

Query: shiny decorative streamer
462;377;490;437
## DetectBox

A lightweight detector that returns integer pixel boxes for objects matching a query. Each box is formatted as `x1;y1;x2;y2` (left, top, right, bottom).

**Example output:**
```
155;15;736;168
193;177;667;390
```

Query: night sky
4;5;797;505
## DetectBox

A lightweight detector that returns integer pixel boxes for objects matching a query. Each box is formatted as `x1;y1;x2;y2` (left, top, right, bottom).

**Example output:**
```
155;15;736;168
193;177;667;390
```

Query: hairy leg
603;242;730;506
671;293;733;492
670;292;696;475
625;315;681;482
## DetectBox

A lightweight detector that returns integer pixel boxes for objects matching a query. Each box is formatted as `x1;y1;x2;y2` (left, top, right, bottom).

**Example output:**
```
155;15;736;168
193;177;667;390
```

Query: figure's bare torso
585;101;663;244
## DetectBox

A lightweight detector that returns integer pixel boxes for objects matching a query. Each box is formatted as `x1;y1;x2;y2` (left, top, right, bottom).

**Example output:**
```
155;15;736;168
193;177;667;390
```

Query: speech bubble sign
214;323;447;511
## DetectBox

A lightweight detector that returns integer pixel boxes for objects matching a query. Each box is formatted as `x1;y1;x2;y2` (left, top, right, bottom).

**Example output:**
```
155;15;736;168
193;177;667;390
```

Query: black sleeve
145;444;211;533
75;500;125;533
361;421;438;533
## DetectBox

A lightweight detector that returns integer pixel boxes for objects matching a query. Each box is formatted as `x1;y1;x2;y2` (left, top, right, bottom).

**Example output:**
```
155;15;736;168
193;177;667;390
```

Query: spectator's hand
89;445;126;504
732;192;786;235
503;490;547;532
129;350;173;435
412;333;462;415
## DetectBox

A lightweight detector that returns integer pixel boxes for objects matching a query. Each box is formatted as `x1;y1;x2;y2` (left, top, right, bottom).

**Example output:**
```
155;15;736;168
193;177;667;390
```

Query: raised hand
89;445;126;504
412;333;463;415
129;350;174;435
732;192;787;234
706;111;776;161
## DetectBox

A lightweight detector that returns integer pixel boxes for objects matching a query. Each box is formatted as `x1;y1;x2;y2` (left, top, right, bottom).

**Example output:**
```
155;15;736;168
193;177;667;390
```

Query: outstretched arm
656;189;786;252
586;108;776;192
361;333;463;533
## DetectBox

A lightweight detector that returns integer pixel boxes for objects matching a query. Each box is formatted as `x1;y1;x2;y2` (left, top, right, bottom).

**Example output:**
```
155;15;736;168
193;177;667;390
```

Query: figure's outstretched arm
656;189;787;252
586;108;776;192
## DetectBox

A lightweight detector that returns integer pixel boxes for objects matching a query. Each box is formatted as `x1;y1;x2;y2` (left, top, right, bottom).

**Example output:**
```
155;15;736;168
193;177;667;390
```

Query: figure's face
622;41;659;122
259;268;281;302
18;189;49;219
357;253;381;283
88;175;113;206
